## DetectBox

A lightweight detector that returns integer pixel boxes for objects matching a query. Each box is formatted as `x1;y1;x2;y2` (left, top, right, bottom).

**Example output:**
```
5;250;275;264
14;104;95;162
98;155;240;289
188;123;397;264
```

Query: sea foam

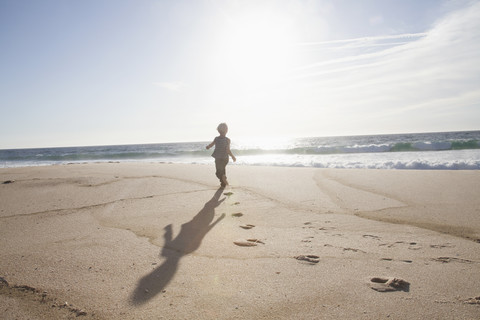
1;131;479;170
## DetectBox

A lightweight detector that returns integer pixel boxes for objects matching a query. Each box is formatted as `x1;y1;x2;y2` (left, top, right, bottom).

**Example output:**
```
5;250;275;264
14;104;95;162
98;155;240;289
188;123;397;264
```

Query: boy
206;123;236;188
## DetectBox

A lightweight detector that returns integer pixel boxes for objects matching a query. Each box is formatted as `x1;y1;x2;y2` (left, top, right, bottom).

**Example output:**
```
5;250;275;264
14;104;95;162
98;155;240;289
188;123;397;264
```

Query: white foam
235;150;480;170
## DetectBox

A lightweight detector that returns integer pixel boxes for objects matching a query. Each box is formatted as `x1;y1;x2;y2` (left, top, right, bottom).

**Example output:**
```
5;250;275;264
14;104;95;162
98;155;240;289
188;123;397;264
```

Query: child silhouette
206;123;236;187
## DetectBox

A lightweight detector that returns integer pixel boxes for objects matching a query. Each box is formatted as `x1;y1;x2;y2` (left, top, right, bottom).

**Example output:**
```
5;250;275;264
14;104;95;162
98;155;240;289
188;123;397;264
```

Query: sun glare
215;8;297;88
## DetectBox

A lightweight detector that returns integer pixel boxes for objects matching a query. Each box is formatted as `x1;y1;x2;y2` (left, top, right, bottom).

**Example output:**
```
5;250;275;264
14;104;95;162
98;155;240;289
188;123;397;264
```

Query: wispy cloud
293;2;480;90
288;32;429;80
260;2;480;134
295;33;427;47
152;81;185;92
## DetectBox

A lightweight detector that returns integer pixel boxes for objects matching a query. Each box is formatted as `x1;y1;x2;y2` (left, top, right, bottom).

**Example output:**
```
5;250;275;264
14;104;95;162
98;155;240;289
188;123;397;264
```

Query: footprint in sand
301;236;314;243
432;257;474;264
382;241;422;250
343;247;366;253
239;224;255;229
380;258;412;263
234;239;265;247
295;255;320;264
408;242;421;250
430;243;455;249
318;226;336;231
464;296;480;305
363;234;381;240
369;277;410;292
234;241;257;247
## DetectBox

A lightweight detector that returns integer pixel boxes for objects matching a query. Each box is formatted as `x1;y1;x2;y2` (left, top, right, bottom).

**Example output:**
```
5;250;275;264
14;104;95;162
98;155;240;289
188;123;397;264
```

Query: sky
1;0;479;149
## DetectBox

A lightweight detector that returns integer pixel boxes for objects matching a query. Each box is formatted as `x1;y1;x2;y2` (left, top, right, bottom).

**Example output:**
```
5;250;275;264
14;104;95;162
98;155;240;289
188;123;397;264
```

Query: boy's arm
206;140;215;149
228;150;236;162
227;140;236;162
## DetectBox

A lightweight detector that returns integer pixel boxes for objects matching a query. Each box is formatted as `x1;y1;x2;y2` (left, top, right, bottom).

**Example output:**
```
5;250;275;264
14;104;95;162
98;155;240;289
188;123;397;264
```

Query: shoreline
1;163;479;319
2;147;480;170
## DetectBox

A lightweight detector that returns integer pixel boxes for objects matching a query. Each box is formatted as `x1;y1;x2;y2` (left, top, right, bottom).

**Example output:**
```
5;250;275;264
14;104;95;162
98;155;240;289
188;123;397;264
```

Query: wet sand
1;163;479;319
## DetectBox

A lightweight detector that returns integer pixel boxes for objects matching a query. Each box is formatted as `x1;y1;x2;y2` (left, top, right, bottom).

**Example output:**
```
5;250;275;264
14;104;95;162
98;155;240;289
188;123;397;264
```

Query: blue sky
1;0;479;148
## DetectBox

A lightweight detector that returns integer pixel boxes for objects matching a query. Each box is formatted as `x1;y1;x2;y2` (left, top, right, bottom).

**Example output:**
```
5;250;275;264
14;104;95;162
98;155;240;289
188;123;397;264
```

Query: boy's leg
215;158;229;186
214;159;223;180
221;158;229;186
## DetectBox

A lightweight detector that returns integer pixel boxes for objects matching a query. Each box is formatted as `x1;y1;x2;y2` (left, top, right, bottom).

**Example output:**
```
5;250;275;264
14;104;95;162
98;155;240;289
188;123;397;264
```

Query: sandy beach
1;162;479;319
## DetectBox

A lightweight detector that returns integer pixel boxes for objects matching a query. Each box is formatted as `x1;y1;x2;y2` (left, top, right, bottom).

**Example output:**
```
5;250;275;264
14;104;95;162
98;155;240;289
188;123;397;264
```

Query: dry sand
0;163;479;319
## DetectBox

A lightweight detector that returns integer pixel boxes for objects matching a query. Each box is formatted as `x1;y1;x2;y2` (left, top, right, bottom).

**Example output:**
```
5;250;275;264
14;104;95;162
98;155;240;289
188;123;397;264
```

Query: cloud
254;1;480;135
294;1;480;100
289;33;429;78
153;81;185;92
295;33;427;47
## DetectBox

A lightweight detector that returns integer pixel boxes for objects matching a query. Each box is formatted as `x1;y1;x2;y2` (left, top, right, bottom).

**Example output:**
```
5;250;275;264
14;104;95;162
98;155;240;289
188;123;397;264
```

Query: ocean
1;131;480;170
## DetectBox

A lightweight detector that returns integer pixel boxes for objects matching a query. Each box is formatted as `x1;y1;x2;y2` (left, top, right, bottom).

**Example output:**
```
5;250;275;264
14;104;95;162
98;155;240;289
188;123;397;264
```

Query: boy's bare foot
221;175;229;186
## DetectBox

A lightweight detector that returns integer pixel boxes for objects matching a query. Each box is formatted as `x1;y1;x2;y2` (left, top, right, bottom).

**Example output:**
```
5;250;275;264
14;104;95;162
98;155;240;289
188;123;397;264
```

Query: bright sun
206;3;306;139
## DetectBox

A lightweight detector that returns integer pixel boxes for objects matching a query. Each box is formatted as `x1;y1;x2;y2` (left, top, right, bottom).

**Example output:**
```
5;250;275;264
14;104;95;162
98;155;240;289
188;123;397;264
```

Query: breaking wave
1;131;479;169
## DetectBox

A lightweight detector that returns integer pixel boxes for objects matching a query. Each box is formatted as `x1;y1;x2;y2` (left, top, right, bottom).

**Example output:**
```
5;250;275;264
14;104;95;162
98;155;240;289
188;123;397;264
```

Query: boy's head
217;123;228;135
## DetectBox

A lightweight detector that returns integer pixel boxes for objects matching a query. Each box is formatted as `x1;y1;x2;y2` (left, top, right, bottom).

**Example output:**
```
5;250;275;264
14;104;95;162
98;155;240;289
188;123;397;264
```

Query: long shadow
130;188;226;305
